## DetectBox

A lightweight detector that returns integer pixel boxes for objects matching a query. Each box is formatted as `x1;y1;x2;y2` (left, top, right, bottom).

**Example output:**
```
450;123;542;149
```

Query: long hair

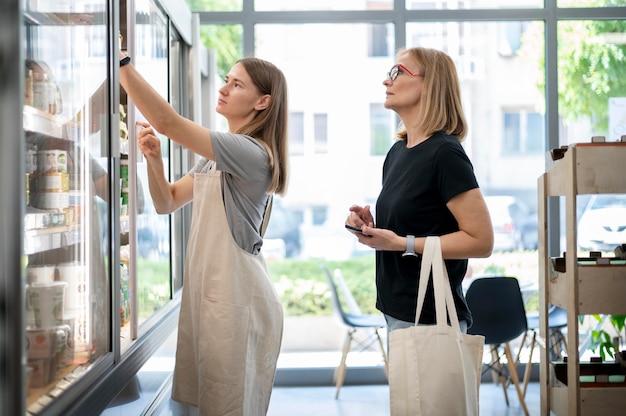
236;58;289;195
396;48;467;142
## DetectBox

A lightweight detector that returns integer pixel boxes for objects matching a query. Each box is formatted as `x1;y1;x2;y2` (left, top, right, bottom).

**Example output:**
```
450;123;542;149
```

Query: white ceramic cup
27;282;67;328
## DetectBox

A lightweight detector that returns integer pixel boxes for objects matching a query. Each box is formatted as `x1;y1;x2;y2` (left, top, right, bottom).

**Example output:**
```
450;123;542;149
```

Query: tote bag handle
413;236;462;331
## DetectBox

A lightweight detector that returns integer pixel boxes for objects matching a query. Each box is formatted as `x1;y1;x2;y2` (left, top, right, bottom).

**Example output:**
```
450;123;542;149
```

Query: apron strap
259;194;273;238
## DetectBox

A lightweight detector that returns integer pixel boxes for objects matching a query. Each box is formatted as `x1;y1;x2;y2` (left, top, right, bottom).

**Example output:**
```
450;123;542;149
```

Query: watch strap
402;235;418;257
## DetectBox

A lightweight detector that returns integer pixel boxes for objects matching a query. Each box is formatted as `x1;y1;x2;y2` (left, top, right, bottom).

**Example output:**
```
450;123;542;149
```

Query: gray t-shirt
188;130;272;254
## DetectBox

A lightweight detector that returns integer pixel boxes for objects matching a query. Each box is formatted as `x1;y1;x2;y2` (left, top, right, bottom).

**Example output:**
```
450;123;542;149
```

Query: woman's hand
346;204;375;228
136;121;163;161
355;226;403;252
346;204;403;251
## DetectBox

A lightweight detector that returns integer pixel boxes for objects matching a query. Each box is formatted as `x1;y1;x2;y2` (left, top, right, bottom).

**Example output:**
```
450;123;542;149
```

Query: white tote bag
389;236;485;416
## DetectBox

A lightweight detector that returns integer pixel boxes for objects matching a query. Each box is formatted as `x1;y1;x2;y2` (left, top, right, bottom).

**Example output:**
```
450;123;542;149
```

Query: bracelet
120;56;131;67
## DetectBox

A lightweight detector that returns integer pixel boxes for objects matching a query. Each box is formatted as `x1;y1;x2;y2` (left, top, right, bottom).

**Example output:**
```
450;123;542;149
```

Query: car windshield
590;195;626;210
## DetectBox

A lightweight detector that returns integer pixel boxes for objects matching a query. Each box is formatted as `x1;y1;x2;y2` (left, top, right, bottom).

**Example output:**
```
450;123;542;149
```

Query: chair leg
516;330;530;365
550;328;567;361
522;331;537;398
335;330;353;399
492;346;510;406
504;342;530;416
489;347;503;387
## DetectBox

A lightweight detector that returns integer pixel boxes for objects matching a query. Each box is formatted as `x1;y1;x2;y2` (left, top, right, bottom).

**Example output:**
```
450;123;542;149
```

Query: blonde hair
396;48;467;142
236;57;289;195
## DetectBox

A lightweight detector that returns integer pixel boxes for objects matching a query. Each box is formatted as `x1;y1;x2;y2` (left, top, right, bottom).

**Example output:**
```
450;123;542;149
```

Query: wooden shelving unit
538;143;626;415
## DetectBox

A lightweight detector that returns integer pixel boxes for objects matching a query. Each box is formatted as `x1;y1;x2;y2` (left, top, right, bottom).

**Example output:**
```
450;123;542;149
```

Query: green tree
185;0;242;79
519;0;626;133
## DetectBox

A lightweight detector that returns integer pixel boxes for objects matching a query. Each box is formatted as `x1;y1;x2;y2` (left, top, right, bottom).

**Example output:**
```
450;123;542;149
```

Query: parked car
264;198;302;258
577;194;626;253
485;195;538;251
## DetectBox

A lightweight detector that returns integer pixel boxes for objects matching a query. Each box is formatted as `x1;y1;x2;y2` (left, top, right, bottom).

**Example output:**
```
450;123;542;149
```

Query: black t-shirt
375;131;479;327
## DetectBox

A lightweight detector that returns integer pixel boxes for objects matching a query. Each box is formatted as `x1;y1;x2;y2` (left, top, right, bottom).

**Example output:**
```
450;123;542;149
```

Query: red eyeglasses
387;64;424;81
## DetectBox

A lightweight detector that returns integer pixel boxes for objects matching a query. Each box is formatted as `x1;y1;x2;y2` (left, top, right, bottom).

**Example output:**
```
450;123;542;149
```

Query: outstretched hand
136;121;163;161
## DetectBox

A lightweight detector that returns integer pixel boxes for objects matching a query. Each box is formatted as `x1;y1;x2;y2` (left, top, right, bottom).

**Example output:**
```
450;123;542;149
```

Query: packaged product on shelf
57;261;88;320
68;190;82;225
32;72;50;113
37;149;67;174
26;143;37;174
28;357;57;388
37;172;70;193
25;68;34;106
56;261;91;363
26;264;55;285
120;245;130;326
120;262;130;325
120;154;129;215
24;209;67;230
26;366;33;393
30;191;70;210
30;150;70;209
68;310;92;364
26;325;70;361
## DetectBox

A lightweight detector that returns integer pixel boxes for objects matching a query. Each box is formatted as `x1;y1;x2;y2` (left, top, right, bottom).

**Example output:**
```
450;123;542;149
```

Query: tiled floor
155;381;539;416
104;330;541;416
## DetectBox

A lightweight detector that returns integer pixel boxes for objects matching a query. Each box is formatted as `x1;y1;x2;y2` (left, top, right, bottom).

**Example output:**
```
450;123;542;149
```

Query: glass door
120;0;172;348
23;0;112;410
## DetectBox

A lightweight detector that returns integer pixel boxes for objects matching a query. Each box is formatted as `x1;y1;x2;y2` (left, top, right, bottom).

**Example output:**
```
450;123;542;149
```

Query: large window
370;103;394;156
288;112;304;155
313;113;328;154
187;0;625;371
503;110;544;155
406;0;542;8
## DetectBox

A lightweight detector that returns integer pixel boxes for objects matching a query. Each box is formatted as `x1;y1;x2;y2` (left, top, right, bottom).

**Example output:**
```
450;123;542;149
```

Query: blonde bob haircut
395;47;467;142
236;57;289;195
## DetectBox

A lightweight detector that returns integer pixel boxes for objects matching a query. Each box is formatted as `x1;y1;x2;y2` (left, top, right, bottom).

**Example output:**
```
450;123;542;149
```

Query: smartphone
345;224;364;234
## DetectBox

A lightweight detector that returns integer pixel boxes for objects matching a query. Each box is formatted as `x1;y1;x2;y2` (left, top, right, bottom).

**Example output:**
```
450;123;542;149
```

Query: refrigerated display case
1;0;195;414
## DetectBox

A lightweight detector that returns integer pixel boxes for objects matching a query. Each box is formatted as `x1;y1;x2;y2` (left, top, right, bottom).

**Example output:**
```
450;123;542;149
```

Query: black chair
520;305;568;397
320;264;388;399
465;276;530;416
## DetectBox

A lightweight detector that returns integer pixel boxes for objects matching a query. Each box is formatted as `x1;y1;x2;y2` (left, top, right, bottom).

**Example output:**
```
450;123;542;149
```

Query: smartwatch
402;235;418;257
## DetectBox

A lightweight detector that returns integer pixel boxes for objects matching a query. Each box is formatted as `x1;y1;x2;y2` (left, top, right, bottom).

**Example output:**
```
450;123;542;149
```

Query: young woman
119;53;288;415
346;47;493;334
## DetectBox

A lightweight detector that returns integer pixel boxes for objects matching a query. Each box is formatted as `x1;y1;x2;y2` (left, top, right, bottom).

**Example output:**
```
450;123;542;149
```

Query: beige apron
171;166;283;415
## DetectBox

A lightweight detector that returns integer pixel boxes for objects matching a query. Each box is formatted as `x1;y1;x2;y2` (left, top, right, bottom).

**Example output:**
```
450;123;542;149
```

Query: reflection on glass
406;0;541;9
577;194;626;255
556;19;626;145
133;0;172;321
23;0;110;409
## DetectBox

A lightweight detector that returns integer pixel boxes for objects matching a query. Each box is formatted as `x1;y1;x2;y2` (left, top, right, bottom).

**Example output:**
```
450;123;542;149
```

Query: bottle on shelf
25;69;34;106
32;72;49;113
